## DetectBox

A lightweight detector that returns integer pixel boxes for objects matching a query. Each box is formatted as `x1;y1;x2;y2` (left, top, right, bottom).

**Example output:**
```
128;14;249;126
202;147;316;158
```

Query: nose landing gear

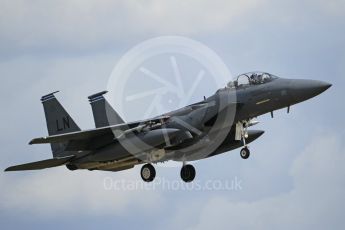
240;147;250;159
237;120;251;160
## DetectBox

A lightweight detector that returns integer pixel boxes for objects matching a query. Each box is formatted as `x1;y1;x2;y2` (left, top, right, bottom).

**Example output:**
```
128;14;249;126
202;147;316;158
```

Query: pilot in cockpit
257;74;263;83
227;72;277;89
250;73;260;84
249;73;265;84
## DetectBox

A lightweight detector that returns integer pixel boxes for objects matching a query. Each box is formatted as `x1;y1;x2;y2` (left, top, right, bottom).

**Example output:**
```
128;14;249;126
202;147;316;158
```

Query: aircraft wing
30;126;113;144
29;116;170;145
5;155;74;171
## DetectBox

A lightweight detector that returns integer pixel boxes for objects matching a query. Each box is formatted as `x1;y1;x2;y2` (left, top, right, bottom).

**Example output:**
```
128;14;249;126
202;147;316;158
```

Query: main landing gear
180;164;196;183
140;163;196;183
140;163;156;182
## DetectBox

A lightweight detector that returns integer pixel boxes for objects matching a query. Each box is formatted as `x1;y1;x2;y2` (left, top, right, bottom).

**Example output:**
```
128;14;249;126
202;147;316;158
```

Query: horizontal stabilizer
5;155;74;171
29;128;110;144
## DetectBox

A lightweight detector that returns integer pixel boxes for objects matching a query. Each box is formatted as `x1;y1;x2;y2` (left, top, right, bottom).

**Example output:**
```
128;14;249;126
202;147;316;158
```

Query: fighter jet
5;72;331;183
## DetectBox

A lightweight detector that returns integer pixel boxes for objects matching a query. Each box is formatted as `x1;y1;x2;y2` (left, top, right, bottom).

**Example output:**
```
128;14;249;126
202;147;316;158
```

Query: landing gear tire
141;164;156;182
240;147;250;159
180;164;196;183
66;164;78;171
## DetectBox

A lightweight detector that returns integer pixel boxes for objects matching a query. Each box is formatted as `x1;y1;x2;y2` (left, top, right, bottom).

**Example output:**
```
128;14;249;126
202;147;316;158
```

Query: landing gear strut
180;164;196;183
141;164;156;182
239;121;251;159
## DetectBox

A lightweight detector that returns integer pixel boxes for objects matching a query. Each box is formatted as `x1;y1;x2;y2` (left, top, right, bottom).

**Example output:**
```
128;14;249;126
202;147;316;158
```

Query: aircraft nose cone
290;79;332;103
310;80;332;93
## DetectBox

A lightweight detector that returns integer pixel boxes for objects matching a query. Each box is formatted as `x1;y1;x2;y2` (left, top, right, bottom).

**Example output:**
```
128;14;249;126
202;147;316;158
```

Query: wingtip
29;137;46;145
4;167;13;172
28;139;36;145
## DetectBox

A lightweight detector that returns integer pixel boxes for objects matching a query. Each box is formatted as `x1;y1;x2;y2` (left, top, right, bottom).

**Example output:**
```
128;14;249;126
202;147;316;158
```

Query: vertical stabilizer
88;91;125;128
41;91;81;157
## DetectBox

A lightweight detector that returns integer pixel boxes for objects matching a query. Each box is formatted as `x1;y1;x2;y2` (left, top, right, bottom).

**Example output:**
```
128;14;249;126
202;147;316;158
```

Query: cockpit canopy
227;72;278;88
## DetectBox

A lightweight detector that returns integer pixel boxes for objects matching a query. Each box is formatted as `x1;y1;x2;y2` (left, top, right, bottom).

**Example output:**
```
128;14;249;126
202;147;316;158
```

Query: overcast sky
1;0;345;229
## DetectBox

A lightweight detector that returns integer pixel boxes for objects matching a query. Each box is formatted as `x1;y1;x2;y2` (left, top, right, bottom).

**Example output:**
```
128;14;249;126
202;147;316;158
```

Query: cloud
2;0;343;58
0;0;261;54
182;135;345;230
315;0;345;15
0;167;163;217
